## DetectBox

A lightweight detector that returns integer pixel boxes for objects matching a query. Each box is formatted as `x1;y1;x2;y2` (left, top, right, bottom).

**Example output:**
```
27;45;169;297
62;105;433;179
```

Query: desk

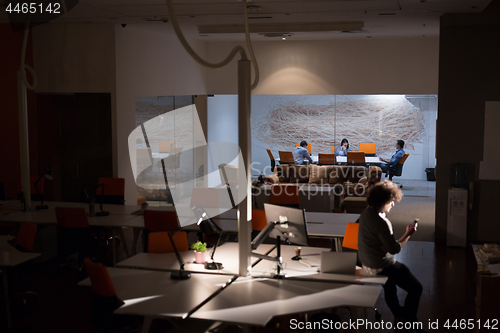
1;200;147;215
0;206;144;265
472;244;500;330
191;277;382;328
116;242;267;275
0;236;41;328
251;244;387;284
210;210;357;251
79;267;381;332
79;267;233;333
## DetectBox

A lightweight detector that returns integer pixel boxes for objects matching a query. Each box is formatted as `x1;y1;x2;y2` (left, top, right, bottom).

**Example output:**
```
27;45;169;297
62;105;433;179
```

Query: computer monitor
263;203;309;246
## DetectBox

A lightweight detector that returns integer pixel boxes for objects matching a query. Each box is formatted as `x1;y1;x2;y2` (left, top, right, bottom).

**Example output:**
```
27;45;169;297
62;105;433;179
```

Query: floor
1;228;479;333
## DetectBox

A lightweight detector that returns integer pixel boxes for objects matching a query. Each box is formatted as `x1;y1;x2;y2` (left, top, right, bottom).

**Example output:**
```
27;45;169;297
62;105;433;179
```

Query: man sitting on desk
379;139;405;175
358;181;425;333
293;141;312;165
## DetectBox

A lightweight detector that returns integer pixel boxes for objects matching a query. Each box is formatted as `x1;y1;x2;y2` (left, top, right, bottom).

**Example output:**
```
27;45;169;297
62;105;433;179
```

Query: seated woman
333;138;351;156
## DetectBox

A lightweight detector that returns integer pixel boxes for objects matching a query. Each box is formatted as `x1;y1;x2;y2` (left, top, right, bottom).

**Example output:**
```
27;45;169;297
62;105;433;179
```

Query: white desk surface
212;210;356;224
79;267;233;318
1;200;156;215
0;236;40;267
116;242;270;275
251;244;387;284
190;277;382;327
0;208;144;228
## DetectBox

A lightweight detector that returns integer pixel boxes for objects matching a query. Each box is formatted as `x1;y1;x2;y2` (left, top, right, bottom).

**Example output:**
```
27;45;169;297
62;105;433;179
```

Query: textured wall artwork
253;95;426;156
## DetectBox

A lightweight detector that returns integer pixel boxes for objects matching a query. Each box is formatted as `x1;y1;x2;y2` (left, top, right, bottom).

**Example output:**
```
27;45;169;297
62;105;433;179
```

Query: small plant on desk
191;241;207;264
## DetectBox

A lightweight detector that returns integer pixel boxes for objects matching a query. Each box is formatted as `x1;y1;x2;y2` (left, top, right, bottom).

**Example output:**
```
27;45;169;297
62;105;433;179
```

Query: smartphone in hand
411;219;419;228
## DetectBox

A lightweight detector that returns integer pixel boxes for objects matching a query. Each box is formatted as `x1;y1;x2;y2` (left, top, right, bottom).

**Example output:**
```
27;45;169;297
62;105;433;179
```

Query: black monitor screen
263;203;309;246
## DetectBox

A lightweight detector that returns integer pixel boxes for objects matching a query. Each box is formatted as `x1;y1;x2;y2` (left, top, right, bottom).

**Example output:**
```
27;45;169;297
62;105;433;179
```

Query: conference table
0;236;41;328
275;155;381;165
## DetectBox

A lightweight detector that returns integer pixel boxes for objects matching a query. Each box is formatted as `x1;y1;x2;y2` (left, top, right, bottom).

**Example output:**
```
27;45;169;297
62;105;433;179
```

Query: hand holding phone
411;219;419;228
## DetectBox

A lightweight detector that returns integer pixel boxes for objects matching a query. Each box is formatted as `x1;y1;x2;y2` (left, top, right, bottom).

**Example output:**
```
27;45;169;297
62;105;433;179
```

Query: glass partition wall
135;96;195;205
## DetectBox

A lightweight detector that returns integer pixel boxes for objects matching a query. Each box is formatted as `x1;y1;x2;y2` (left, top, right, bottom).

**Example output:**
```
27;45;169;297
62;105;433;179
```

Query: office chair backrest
97;178;125;196
252;209;268;231
267;149;276;173
270;185;300;206
266;148;275;161
17;221;37;252
358;143;376;155
347;151;365;163
84;258;116;297
55;207;90;228
318;153;336;165
393;153;410;177
295;143;312;154
278;150;295;164
143;210;179;232
399;153;409;165
147;231;188;253
342;222;359;250
96;178;125;205
159;142;176;153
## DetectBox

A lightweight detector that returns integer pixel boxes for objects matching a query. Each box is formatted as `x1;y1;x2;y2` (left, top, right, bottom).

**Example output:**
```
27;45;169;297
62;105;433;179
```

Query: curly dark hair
366;180;403;211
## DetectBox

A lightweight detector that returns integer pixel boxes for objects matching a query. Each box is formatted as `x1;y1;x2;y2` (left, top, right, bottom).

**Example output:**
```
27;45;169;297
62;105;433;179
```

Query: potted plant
191;241;207;264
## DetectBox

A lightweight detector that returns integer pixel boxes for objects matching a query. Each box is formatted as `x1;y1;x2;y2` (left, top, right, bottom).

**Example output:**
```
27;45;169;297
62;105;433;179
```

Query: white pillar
18;70;31;210
238;59;252;276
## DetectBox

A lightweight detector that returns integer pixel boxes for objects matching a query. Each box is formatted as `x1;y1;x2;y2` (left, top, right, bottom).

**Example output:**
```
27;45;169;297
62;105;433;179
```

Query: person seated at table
293;141;312;165
379;139;405;175
333;138;351;156
358;180;425;333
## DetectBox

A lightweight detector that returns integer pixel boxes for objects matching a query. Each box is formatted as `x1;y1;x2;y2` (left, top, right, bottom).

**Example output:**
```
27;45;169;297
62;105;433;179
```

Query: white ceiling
0;0;493;40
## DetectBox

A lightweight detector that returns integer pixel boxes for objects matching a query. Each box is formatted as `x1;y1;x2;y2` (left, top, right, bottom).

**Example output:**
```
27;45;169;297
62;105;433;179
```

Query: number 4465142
5;2;61;14
444;319;498;330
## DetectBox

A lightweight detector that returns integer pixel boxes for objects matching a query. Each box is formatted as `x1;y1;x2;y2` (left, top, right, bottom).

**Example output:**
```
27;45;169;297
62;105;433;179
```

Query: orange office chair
147;231;189;254
358;143;376;155
96;178;125;205
143;210;180;252
278;150;296;165
55;207;91;269
269;185;300;208
389;153;409;188
295;143;312;154
137;196;147;206
16;221;37;252
266;148;276;173
347;151;366;164
252;209;268;231
251;209;269;241
318;153;336;165
342;223;359;250
84;258;136;332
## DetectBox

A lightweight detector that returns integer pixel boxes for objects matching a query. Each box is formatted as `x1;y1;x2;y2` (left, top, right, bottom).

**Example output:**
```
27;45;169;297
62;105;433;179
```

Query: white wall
115;25;208;204
206;37;439;95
